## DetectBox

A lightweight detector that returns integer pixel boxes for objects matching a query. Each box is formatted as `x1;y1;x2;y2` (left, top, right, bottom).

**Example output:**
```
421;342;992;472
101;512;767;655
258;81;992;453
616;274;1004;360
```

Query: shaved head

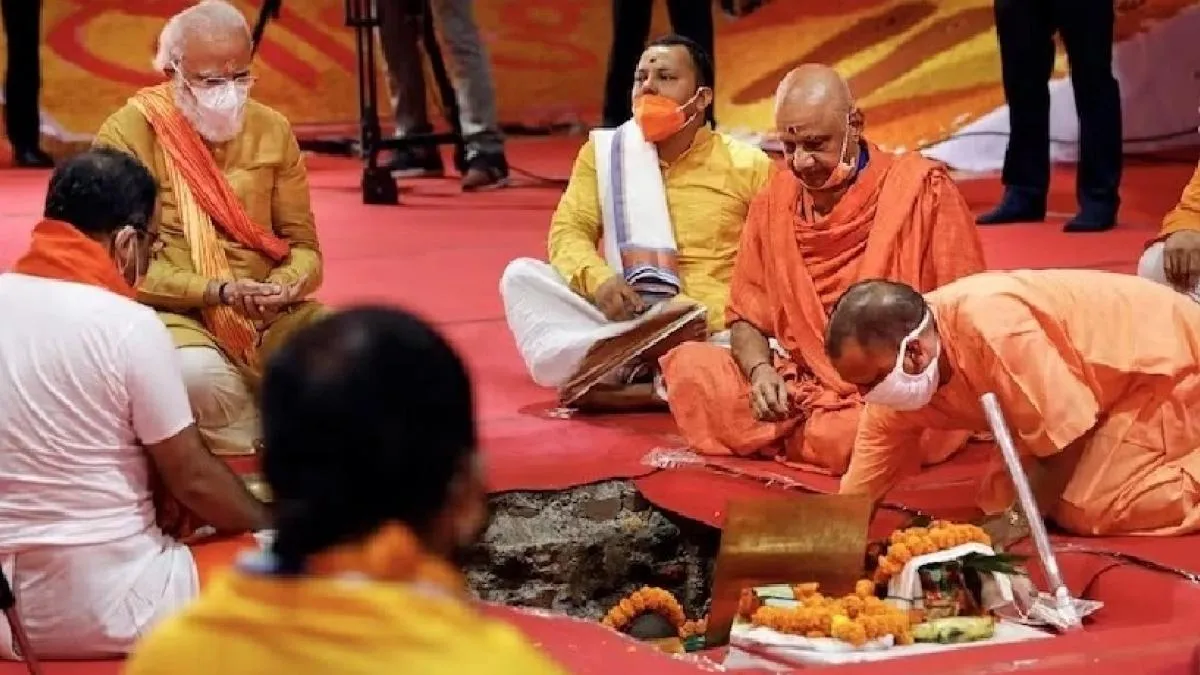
774;64;854;122
773;64;864;191
825;280;927;361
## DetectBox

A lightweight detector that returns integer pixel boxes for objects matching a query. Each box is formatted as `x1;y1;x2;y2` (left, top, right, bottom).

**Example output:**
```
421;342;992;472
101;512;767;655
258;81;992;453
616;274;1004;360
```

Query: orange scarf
131;84;288;260
306;523;465;597
131;84;288;372
11;219;137;298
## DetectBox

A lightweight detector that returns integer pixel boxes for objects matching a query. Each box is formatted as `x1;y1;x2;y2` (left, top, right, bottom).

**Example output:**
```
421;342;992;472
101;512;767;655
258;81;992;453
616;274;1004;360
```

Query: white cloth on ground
0;273;198;658
1137;240;1200;302
178;346;260;456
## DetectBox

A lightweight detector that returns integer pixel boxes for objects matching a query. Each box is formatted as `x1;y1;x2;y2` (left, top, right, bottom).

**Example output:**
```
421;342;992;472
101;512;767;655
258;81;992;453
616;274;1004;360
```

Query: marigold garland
601;586;687;634
747;581;916;646
873;521;992;584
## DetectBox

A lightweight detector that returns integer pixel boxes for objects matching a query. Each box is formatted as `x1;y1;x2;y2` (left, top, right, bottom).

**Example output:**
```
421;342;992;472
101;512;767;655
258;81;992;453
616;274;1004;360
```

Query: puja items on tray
732;520;1036;659
869;520;1022;623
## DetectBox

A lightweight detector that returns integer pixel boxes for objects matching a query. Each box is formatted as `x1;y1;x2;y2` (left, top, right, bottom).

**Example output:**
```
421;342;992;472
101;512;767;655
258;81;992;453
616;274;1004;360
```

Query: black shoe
12;146;53;168
976;188;1046;225
461;151;509;192
383;144;444;178
1063;201;1117;233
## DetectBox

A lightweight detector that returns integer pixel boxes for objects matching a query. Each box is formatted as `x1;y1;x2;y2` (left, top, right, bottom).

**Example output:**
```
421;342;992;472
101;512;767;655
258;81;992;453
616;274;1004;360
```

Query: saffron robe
661;144;985;473
843;270;1200;537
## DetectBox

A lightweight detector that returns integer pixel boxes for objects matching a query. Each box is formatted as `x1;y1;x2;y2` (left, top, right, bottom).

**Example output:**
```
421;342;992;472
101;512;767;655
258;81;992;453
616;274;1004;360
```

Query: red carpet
2;140;1199;674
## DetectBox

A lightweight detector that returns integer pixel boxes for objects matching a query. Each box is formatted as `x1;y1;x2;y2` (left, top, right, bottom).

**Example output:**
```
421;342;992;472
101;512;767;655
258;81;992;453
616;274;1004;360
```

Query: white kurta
0;274;199;658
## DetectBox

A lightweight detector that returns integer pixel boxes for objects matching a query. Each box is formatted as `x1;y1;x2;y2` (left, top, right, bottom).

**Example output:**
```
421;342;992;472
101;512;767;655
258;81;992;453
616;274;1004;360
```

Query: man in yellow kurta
500;35;772;411
93;0;324;457
1138;161;1200;301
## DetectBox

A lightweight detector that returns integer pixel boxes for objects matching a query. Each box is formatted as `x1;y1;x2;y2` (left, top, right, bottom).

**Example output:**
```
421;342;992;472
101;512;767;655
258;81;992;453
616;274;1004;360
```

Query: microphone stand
0;568;43;675
251;0;466;205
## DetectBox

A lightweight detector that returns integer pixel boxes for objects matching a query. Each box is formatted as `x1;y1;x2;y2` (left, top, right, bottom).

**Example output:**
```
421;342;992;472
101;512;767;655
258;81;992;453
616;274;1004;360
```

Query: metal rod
0;569;43;675
980;392;1081;629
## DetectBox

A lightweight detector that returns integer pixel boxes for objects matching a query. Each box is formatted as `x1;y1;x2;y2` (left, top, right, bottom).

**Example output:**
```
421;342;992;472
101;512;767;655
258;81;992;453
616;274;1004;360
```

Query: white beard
173;85;246;144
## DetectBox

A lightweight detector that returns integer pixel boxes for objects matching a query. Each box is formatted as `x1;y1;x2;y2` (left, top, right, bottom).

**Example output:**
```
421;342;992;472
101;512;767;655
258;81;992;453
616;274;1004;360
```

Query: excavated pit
464;480;720;619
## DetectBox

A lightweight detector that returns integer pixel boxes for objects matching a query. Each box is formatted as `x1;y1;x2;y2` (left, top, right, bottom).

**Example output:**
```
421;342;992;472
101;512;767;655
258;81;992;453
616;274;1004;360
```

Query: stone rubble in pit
465;480;719;620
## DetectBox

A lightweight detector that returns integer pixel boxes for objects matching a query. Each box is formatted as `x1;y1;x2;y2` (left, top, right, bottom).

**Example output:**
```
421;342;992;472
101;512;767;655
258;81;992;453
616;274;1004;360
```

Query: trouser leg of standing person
431;0;508;189
665;0;716;126
2;0;51;167
377;0;444;177
431;0;502;155
977;0;1056;224
602;0;655;127
1055;0;1122;232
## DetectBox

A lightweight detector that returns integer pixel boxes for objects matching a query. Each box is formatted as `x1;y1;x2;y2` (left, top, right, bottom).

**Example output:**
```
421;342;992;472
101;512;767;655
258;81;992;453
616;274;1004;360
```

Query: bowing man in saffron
660;64;985;474
830;273;1200;537
92;0;326;458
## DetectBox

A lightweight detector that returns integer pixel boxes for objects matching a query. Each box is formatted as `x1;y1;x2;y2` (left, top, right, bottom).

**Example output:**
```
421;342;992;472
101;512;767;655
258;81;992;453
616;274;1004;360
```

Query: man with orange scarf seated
0;149;267;660
126;308;566;675
92;0;324;458
500;35;772;411
659;64;986;474
1138;160;1200;302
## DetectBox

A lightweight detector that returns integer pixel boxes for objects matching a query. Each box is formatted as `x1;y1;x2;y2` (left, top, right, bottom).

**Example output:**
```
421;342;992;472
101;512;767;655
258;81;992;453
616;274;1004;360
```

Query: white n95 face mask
187;80;251;142
862;312;940;411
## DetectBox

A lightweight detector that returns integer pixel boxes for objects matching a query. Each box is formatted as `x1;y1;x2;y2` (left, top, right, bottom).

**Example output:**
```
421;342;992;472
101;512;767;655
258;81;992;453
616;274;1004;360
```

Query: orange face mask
633;93;699;142
794;116;856;191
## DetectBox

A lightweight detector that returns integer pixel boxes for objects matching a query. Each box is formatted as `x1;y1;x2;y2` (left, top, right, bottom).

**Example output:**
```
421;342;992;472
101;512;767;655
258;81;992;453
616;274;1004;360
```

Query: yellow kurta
1159;160;1200;239
123;570;568;675
92;99;324;363
549;127;774;332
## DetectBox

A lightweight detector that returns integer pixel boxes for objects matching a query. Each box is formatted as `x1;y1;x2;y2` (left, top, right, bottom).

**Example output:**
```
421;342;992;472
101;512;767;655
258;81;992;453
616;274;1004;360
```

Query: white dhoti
0;531;197;659
1137;241;1200;303
177;346;261;456
500;121;710;399
501;258;665;388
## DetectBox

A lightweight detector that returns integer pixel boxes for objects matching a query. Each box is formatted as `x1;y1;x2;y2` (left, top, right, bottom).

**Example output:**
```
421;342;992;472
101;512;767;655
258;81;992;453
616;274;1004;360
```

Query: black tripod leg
355;0;399;205
419;0;467;172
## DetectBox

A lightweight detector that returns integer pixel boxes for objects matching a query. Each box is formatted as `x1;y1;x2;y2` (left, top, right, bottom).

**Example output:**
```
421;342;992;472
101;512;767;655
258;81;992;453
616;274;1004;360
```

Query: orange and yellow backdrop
4;0;1195;150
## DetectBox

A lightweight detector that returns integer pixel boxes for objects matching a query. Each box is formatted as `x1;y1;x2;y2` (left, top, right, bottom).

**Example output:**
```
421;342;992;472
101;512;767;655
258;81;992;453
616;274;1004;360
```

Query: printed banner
1;0;1193;151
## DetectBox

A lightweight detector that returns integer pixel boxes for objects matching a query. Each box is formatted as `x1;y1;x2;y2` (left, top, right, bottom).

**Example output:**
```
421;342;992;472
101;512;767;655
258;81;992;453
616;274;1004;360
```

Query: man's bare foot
571;382;667;413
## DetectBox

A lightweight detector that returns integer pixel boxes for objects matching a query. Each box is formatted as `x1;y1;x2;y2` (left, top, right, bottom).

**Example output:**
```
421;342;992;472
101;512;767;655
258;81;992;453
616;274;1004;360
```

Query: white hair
152;0;251;74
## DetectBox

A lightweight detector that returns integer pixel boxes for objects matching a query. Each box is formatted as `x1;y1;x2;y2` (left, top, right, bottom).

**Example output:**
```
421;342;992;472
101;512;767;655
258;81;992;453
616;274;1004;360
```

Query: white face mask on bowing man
862;312;941;411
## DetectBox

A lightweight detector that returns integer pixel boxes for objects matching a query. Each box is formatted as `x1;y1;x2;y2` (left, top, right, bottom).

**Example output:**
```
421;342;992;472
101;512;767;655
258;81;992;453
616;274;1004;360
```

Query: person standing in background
977;0;1144;233
377;0;509;191
1;0;53;168
602;0;715;128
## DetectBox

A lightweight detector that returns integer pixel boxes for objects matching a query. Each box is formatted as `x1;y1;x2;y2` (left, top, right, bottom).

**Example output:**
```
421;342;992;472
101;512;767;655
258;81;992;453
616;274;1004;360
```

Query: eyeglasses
182;70;256;89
